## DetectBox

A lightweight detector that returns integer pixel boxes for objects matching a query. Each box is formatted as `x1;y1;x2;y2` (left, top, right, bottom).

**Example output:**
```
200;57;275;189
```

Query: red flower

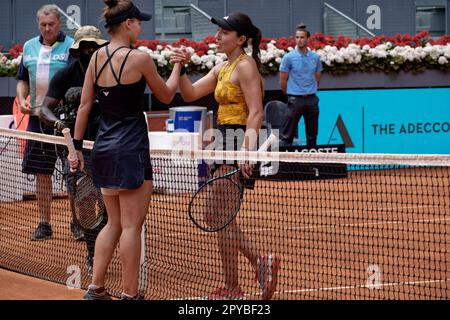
203;36;217;45
431;34;450;45
8;44;23;59
135;40;161;51
325;36;335;45
276;37;290;50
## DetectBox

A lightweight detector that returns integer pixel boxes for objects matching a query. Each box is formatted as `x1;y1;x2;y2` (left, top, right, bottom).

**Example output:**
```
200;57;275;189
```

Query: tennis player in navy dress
69;0;182;300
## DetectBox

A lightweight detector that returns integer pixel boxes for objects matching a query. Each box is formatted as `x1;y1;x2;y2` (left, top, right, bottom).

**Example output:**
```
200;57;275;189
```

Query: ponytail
251;26;262;72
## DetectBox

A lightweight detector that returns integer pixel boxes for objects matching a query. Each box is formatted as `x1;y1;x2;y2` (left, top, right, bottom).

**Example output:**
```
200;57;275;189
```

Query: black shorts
21;116;59;175
210;124;256;190
22;139;60;175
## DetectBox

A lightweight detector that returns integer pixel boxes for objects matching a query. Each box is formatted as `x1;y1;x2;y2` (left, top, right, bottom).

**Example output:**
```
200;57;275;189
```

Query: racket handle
62;128;78;161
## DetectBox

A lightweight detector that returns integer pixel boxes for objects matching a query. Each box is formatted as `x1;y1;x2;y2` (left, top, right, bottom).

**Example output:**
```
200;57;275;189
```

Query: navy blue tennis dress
91;46;152;189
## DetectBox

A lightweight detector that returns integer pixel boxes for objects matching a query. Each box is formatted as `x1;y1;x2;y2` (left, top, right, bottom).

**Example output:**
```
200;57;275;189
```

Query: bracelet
73;139;83;151
180;66;186;76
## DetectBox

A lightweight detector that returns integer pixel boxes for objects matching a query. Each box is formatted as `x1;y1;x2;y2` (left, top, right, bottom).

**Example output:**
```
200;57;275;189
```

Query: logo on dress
103;91;109;97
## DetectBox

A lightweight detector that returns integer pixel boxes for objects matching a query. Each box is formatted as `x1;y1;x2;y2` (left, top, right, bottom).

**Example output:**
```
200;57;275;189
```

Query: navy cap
105;3;152;29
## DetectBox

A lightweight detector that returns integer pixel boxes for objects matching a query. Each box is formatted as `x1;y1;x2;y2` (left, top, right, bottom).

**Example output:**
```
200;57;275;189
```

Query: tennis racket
62;128;105;231
188;133;277;232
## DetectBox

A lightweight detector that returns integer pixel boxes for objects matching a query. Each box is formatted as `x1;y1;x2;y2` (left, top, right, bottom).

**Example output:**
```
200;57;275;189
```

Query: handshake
169;46;192;67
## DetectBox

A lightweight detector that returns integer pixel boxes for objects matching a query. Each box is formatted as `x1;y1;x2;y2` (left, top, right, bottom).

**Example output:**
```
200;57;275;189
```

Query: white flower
162;49;172;59
438;56;448;65
215;57;224;65
13;55;22;65
191;54;202;65
157;57;167;67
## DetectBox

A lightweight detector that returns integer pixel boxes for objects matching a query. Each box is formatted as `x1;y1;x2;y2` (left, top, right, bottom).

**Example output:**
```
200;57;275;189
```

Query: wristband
180;66;186;76
73;139;83;151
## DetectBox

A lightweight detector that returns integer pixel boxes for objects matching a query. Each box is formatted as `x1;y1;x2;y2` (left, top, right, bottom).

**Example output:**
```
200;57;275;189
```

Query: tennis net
0;128;449;300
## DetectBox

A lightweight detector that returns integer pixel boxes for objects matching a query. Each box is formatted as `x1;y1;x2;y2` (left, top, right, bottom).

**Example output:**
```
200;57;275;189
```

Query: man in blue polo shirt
279;23;323;149
16;4;74;240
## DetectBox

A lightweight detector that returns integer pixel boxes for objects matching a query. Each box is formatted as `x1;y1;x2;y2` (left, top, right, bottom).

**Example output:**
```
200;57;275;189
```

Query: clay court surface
0;268;84;300
1;167;449;299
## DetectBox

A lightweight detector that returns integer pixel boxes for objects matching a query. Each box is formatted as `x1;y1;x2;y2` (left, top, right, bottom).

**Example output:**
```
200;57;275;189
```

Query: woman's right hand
68;150;85;173
170;47;191;65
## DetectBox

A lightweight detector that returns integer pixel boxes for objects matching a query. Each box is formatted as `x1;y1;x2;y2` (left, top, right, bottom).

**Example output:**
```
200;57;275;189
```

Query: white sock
121;292;136;299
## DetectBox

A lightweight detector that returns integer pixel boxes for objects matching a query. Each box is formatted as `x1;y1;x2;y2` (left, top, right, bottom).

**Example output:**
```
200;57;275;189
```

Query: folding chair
263;100;288;136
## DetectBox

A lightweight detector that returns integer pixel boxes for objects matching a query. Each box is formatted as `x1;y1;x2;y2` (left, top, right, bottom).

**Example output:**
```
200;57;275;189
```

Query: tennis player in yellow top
172;12;280;300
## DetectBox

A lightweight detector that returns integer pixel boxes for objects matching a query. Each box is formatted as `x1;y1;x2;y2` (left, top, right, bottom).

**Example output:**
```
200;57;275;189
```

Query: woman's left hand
170;47;191;65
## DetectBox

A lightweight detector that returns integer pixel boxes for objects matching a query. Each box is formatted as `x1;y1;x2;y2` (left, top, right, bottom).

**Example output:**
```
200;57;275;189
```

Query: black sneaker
30;222;53;241
120;292;145;300
86;254;93;277
70;221;85;241
83;286;112;300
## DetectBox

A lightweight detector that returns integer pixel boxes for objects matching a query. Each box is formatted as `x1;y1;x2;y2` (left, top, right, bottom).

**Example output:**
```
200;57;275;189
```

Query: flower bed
1;32;449;78
136;31;450;76
0;44;23;77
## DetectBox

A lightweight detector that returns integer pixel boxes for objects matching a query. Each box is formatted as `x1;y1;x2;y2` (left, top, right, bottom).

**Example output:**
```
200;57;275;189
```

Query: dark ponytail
250;26;262;72
226;12;263;72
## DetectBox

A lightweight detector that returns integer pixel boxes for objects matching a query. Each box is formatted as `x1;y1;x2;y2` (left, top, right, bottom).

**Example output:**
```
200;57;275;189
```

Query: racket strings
74;175;105;229
190;177;242;231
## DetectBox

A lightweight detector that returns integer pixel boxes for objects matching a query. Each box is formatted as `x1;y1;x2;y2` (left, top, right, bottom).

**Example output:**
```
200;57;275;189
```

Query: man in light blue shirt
279;24;323;148
16;4;74;241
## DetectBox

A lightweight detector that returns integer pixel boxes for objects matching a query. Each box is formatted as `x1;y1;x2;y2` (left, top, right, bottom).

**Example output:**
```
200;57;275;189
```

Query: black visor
211;15;250;36
104;3;152;29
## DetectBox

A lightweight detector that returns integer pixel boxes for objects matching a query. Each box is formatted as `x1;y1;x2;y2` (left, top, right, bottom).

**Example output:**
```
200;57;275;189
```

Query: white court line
270;278;450;296
176;278;450;300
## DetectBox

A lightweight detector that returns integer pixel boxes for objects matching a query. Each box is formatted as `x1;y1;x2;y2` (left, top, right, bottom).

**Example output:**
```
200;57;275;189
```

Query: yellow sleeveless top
215;53;248;126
